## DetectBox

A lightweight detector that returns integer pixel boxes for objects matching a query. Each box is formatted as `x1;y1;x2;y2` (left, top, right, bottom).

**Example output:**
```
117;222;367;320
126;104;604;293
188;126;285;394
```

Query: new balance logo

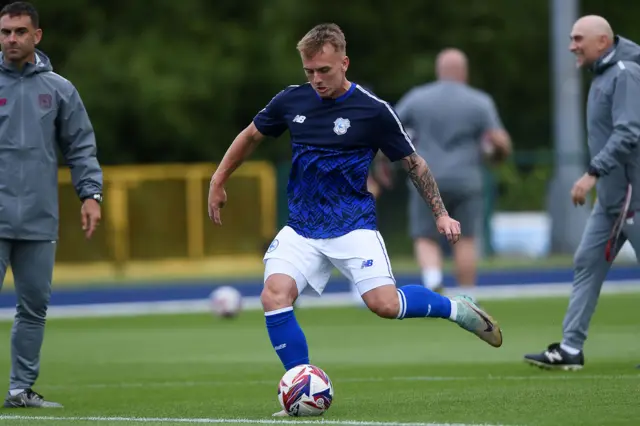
544;350;563;362
361;259;373;268
292;115;306;123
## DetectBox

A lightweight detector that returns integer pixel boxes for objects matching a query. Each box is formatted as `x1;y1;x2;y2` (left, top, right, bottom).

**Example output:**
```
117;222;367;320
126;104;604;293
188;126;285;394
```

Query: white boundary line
0;281;639;321
3;375;637;424
33;374;640;391
0;415;513;426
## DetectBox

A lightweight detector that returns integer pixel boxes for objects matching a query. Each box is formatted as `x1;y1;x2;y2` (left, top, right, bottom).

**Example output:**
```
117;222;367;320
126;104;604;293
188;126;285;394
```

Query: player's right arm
208;123;266;225
209;88;290;225
210;123;266;189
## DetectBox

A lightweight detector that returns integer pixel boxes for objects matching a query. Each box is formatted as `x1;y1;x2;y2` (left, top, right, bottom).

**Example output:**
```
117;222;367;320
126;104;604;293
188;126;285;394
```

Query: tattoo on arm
401;153;448;219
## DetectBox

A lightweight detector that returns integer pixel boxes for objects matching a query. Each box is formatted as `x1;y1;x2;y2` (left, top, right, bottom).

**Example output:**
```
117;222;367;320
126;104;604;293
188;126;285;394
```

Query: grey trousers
562;202;640;350
0;239;56;390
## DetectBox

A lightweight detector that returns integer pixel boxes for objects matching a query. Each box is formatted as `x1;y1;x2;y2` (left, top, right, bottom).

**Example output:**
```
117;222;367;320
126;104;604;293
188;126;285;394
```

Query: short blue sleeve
375;103;416;162
253;89;288;138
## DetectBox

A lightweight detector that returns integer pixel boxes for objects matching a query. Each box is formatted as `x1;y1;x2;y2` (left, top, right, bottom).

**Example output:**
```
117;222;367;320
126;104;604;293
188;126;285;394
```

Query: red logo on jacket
38;94;52;109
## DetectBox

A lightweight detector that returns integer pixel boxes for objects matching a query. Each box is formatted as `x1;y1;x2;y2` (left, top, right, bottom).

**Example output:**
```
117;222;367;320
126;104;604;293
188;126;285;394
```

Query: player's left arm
376;102;459;241
374;103;447;220
590;68;640;176
400;148;461;243
400;152;448;220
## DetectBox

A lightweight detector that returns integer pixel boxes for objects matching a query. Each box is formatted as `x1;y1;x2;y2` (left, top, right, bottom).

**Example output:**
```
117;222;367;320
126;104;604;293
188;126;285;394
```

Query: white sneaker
452;295;502;348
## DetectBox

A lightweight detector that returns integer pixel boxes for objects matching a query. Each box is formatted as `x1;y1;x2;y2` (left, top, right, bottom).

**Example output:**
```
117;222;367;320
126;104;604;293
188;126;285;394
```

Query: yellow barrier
5;162;277;286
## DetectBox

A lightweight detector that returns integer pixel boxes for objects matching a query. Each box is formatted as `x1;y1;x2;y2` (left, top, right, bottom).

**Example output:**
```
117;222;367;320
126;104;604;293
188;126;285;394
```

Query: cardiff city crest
333;117;350;135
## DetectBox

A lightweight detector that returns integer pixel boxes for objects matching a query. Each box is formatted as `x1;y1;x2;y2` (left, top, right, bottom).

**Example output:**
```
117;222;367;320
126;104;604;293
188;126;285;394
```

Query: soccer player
208;23;503;415
393;48;511;294
524;16;640;370
0;2;103;408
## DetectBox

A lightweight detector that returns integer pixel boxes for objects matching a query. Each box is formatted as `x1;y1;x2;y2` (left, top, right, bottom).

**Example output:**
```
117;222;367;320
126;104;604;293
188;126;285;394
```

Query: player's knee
368;297;399;319
261;274;298;311
371;299;400;319
361;284;399;319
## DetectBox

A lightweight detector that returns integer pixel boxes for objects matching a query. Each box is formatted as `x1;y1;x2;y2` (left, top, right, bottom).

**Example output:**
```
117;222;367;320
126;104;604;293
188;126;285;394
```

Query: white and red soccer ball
209;286;242;318
277;364;334;417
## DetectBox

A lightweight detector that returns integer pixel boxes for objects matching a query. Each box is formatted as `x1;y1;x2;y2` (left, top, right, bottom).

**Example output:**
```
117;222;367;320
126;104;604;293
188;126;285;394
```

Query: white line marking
0;415;511;426
0;293;356;321
0;281;639;321
34;374;640;391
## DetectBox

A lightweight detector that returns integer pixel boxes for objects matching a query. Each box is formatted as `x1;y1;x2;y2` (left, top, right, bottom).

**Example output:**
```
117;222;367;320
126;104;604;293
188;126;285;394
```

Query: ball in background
209;286;242;318
277;364;334;417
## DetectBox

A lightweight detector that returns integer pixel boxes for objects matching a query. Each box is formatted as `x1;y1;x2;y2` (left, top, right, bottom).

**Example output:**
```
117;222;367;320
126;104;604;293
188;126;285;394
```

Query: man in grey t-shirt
394;48;511;293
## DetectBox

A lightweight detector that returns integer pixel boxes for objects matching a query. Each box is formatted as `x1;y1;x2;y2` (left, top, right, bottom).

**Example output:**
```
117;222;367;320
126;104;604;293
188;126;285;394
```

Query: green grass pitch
0;293;638;426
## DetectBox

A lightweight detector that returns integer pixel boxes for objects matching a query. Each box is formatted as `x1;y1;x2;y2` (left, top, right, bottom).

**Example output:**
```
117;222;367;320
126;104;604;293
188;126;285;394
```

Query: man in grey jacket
524;15;640;370
0;2;103;407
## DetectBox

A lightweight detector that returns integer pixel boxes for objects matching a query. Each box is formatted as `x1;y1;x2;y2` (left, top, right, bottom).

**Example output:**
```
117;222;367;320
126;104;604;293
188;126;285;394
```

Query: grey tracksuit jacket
0;49;102;240
587;36;640;213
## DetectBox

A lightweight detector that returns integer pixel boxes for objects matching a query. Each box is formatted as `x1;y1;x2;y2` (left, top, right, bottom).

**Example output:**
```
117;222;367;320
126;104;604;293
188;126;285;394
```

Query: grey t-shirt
395;80;504;193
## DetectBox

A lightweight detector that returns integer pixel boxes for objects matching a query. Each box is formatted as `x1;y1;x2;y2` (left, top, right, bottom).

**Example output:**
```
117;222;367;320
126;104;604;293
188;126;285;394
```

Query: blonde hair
297;23;346;58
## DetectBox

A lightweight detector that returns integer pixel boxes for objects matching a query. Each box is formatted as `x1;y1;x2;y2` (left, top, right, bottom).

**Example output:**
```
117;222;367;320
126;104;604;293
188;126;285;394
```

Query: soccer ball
277;364;334;417
209;286;242;318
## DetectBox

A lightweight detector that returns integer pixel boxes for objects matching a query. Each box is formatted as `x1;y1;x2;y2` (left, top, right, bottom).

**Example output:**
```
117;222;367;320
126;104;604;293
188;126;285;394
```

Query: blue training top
253;82;415;239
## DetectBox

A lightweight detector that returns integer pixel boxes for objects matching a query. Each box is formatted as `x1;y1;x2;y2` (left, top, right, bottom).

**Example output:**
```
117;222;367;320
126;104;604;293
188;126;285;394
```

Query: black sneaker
524;342;584;371
3;389;63;408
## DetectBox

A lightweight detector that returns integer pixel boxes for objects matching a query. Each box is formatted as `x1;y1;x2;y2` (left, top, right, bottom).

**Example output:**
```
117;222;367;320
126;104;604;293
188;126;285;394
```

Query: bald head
573;15;614;40
436;48;468;82
570;15;615;68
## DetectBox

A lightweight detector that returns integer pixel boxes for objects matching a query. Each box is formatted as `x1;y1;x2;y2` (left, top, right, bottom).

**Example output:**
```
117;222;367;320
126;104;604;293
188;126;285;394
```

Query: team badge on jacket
333;118;350;135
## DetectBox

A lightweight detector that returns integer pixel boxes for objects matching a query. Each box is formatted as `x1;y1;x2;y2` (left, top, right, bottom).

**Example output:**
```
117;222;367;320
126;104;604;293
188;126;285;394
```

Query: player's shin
265;307;310;370
396;285;456;320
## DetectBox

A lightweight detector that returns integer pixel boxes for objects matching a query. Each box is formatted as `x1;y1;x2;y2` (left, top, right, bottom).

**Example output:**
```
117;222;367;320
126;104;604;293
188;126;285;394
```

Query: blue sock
396;285;452;319
265;307;309;370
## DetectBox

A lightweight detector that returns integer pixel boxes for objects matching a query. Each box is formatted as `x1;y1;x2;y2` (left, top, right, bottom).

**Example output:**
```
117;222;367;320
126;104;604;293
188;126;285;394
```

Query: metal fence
24;162;277;285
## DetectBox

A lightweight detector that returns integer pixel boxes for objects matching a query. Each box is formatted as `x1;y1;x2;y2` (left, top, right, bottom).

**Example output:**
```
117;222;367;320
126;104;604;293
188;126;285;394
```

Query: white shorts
263;226;395;297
